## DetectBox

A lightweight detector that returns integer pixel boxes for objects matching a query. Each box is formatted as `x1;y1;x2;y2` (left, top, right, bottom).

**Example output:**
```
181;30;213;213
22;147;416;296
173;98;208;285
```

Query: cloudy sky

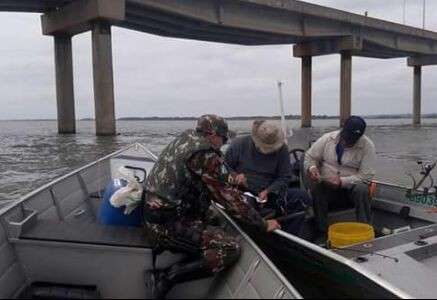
0;0;436;120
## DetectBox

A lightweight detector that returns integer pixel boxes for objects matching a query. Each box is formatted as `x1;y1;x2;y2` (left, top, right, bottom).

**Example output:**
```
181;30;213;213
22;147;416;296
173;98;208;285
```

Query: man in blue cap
304;116;376;240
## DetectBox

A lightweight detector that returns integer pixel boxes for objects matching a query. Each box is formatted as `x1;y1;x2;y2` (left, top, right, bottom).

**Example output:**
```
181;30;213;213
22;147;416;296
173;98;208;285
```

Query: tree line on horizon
6;113;437;121
109;113;437;121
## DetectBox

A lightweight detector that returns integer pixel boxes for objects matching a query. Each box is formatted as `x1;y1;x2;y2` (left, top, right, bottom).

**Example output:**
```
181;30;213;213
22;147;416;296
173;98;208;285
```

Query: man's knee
225;242;241;266
204;238;241;272
310;184;328;205
202;227;241;269
287;188;312;208
350;183;370;200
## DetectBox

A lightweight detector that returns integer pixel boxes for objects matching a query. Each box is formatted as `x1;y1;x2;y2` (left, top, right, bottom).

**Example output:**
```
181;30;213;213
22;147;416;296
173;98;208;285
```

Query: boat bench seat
19;219;152;248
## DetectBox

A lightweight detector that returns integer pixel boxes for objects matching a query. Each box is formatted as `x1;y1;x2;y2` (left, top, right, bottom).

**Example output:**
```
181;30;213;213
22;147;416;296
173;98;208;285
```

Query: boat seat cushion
19;220;152;248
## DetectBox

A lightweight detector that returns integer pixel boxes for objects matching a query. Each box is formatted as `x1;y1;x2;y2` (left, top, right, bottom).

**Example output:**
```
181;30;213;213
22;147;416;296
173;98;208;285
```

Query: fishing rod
422;0;426;29
415;161;436;191
403;0;406;24
406;160;436;193
277;81;290;145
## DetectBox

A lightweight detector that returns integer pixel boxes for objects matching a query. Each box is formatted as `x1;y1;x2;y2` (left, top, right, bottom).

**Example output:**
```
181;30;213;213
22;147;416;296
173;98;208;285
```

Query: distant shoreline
1;114;437;122
115;114;437;121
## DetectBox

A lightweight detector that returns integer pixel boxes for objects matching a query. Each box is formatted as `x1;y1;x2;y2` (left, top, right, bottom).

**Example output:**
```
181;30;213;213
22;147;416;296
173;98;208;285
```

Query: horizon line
1;113;437;121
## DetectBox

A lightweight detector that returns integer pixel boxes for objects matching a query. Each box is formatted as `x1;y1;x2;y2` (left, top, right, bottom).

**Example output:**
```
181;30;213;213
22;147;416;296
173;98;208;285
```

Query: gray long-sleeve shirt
224;135;292;196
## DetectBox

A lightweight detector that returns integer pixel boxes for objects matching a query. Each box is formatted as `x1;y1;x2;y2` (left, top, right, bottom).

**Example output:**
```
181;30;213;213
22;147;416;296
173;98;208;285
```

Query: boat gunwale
9;238;152;254
0;143;151;217
215;205;303;299
273;229;414;299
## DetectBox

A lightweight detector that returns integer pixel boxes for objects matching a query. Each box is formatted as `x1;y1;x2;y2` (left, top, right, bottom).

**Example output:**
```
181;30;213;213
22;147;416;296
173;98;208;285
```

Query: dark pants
312;182;372;234
253;188;311;237
146;218;241;273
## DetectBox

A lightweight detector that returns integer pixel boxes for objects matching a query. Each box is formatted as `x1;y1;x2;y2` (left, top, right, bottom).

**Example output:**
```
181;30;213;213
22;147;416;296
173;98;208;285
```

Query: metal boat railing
0;143;148;219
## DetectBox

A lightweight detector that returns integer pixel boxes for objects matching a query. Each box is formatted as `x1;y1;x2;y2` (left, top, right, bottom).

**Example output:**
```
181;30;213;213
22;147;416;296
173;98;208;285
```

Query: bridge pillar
92;21;116;136
301;56;312;128
413;66;422;126
408;56;437;126
340;51;352;127
54;35;76;134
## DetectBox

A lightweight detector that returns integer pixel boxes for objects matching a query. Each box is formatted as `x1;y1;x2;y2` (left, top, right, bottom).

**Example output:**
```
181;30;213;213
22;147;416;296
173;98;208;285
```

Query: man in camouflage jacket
145;114;280;299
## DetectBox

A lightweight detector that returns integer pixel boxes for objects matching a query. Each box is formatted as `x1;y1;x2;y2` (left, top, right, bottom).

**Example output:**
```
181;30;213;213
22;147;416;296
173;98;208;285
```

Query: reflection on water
0;119;436;201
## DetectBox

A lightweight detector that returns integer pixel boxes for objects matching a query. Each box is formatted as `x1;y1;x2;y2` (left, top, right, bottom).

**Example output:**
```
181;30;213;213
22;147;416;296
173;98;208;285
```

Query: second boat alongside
246;157;437;299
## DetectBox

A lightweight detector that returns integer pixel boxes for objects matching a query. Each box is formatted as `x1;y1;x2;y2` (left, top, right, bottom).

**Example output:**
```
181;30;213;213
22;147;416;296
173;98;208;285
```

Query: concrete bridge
2;0;437;135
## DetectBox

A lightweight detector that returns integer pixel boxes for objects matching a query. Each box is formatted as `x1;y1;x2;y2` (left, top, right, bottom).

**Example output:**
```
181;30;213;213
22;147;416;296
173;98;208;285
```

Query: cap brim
252;136;285;154
342;132;362;144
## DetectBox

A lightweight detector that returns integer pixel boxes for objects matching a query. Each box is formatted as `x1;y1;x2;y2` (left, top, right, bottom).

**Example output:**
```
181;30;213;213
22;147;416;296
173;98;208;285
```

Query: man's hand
324;175;342;190
308;166;321;182
258;189;269;203
266;219;281;232
229;173;248;188
235;173;247;188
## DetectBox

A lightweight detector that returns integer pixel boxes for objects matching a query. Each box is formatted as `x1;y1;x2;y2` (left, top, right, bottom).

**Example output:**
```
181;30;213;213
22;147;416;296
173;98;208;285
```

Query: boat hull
244;226;401;299
0;144;301;299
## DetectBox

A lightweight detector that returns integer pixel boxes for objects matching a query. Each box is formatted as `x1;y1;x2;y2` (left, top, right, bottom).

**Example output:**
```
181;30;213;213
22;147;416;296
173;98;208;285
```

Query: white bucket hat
251;120;285;154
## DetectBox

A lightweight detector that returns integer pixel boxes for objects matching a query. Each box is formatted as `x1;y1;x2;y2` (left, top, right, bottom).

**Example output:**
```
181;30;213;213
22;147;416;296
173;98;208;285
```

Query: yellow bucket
328;222;375;249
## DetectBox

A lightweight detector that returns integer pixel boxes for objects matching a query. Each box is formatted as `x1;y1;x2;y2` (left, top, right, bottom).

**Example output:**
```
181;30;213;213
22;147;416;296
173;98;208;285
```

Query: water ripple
0;119;436;201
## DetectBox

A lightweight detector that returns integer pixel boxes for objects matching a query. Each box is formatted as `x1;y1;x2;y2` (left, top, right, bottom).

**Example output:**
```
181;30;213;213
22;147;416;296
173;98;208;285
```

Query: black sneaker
144;270;156;297
313;233;328;248
145;270;173;299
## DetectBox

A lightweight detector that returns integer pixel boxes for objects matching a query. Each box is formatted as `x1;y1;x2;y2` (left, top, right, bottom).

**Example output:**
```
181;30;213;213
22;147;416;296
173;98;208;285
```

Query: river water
0;118;436;201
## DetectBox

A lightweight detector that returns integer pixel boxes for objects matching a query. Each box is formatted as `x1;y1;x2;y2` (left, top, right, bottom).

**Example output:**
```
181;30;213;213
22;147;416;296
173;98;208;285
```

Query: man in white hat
225;120;311;236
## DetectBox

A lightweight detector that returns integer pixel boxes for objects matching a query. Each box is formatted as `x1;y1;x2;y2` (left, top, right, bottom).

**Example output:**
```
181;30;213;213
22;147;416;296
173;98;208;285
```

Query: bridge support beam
408;56;437;126
92;22;116;136
408;56;437;67
340;51;352;127
294;36;362;58
294;37;359;127
301;56;312;128
412;66;422;126
54;35;76;134
42;0;124;136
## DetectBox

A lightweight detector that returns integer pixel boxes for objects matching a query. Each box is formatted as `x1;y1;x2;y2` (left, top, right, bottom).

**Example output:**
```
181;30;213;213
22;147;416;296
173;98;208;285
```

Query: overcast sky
0;0;437;120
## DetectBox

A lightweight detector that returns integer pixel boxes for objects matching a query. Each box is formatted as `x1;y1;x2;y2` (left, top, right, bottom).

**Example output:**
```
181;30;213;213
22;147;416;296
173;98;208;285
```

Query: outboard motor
98;166;147;227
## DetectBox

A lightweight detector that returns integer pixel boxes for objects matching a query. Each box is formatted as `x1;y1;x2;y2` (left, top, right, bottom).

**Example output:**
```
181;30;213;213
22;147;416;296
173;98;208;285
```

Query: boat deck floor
336;225;437;298
372;208;431;230
328;207;435;259
424;255;437;269
19;219;151;248
302;207;433;244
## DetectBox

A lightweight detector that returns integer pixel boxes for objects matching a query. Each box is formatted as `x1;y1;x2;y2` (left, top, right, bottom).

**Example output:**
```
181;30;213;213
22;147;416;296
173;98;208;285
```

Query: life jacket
146;130;214;220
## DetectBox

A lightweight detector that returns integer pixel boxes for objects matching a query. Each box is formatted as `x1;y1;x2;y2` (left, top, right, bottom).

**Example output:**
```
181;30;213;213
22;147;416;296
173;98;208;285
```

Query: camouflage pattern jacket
146;130;267;231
